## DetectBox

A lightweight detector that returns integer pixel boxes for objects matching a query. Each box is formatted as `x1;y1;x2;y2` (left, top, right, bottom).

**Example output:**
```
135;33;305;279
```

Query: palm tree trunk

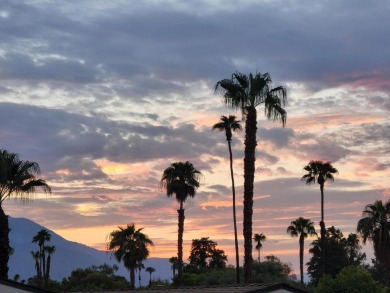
130;265;136;289
228;139;240;284
299;235;304;285
243;106;257;283
258;248;260;263
0;206;9;280
45;255;51;287
320;184;325;278
177;202;185;286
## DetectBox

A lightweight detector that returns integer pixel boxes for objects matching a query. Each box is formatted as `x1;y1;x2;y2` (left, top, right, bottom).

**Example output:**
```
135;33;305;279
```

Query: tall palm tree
212;114;242;284
287;217;317;285
301;160;338;277
215;72;287;282
0;149;51;279
169;256;178;279
107;224;154;289
357;199;390;285
253;233;266;263
160;161;201;286
145;266;155;287
32;229;51;286
31;251;41;282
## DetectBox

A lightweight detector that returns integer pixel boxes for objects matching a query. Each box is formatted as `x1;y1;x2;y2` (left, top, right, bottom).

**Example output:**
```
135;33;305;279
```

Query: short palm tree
0;149;51;279
160;161;201;286
253;233;266;263
32;229;51;286
44;245;55;287
169;256;178;279
287;217;317;285
145;267;155;287
107;224;154;289
357;199;390;285
215;72;287;283
135;262;144;288
301;160;338;277
212;114;242;284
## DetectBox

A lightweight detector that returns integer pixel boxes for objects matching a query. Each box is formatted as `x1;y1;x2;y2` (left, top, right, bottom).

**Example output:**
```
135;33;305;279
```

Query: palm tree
135;262;144;288
253;233;266;263
160;161;201;285
301;160;338;277
107;224;154;289
169;256;178;279
215;72;287;283
44;245;55;287
357;199;390;285
212;114;242;284
32;229;51;286
287;217;317;285
145;267;155;287
0;149;51;279
31;251;41;282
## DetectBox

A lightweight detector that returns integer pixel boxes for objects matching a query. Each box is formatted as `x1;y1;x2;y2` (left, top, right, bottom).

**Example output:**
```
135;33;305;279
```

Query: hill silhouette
8;217;171;286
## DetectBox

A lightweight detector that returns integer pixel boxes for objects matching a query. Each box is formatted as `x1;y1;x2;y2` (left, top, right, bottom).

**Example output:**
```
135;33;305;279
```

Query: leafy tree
145;267;155;287
215;72;287;282
107;224;154;289
345;233;366;266
212;114;242;284
315;266;386;293
60;264;128;291
169;256;178;279
301;160;338;278
188;237;227;270
253;233;266;263
0;149;51;279
253;255;295;283
357;199;390;285
160;161;201;285
287;217;317;285
307;226;365;285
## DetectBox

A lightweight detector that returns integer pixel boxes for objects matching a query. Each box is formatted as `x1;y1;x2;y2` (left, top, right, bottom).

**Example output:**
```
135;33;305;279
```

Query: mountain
8;217;172;287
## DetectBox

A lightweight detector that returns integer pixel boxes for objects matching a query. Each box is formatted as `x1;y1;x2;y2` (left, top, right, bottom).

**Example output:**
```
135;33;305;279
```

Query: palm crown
212;115;242;142
301;160;338;186
215;72;287;124
160;161;201;204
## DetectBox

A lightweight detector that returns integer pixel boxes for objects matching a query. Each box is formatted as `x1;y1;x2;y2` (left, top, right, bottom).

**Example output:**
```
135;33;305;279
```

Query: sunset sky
1;0;389;276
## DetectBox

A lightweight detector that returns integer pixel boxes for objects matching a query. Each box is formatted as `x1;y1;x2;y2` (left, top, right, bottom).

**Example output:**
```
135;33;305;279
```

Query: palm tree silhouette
287;217;317;284
212;114;242;284
301;160;338;277
32;229;51;286
357;199;390;285
0;149;51;279
215;72;287;282
107;224;154;289
145;267;155;287
253;233;266;263
160;161;201;286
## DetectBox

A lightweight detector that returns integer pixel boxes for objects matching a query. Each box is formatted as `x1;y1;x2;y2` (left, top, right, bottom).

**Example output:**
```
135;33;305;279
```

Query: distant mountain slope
8;217;171;287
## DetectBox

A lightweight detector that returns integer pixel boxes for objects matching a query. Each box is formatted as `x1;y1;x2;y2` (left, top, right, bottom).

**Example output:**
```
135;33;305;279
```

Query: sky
0;0;389;277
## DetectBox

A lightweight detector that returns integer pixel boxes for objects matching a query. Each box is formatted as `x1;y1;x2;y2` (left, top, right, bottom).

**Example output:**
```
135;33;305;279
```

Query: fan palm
135;262;144;288
44;245;55;287
287;217;317;284
212;114;242;284
160;161;201;286
357;199;390;285
145;267;155;287
32;229;51;286
107;224;154;289
0;149;51;279
215;72;287;282
169;256;178;279
253;233;266;263
301;160;338;277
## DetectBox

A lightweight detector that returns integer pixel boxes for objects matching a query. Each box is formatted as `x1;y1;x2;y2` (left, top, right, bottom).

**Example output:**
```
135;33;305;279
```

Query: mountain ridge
8;217;171;287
